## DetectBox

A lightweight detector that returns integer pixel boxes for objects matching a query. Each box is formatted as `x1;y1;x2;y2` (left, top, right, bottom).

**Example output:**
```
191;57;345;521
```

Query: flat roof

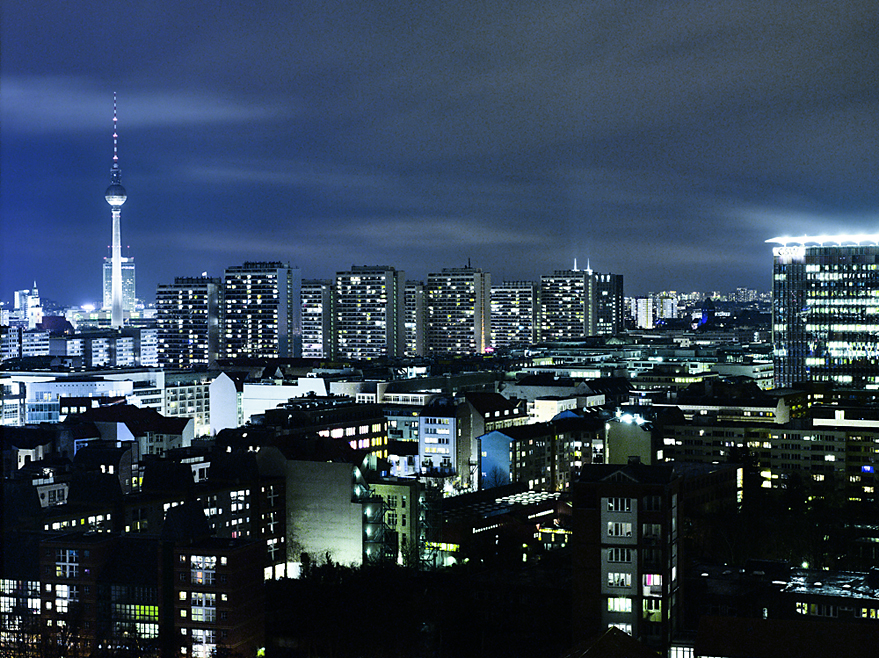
767;234;879;246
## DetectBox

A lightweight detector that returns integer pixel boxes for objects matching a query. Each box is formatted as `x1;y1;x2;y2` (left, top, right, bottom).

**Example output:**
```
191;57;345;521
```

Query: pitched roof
562;626;660;658
79;404;190;436
462;391;521;414
577;461;678;486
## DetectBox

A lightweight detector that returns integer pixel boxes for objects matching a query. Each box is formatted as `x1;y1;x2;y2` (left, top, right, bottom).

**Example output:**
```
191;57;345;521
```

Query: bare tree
482;466;509;490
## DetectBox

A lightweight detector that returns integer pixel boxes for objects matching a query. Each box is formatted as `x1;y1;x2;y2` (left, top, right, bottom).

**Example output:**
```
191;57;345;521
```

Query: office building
156;276;221;368
426;267;491;355
404;280;426;357
540;270;595;340
595;273;624;335
9;283;43;329
335;266;405;360
222;262;299;359
301;279;334;358
769;235;879;388
491;281;537;348
102;256;136;313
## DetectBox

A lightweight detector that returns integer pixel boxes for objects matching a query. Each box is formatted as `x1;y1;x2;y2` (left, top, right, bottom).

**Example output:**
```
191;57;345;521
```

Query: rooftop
767;234;879;246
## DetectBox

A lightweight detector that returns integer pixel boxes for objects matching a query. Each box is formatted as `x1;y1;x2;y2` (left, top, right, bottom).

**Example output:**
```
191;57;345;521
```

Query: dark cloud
2;0;877;305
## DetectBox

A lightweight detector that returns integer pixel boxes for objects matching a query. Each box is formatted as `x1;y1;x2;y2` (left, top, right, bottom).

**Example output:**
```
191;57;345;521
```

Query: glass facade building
770;236;879;388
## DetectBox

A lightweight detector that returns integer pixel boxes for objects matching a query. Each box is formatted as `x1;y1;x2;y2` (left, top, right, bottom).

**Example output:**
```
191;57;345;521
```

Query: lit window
608;522;633;537
607;597;632;613
607;572;631;588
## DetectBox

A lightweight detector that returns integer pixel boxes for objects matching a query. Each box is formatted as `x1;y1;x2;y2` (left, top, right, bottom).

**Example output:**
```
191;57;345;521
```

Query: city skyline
3;2;877;305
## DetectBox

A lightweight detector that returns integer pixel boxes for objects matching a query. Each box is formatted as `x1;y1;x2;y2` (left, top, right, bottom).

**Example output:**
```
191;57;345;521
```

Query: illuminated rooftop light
766;234;879;247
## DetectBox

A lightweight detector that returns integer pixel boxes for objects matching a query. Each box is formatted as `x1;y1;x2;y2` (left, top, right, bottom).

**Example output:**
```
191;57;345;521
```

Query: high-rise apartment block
222;262;300;359
769;236;879;388
301;279;334;358
335;266;405;360
426;267;491;355
635;297;655;329
491;281;537;348
404;281;426;357
156;277;221;368
102;256;136;312
540;270;596;341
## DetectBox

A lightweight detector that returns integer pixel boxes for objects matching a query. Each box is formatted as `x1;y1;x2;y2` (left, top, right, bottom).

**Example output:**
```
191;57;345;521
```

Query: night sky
3;1;877;307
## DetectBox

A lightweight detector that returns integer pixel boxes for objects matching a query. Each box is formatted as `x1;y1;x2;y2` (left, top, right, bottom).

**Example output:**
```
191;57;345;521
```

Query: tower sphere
105;183;127;206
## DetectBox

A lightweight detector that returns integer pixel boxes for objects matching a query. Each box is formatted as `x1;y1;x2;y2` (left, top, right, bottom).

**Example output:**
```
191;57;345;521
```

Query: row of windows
605;496;663;512
606;597;663;619
113;603;159;621
796;602;837;617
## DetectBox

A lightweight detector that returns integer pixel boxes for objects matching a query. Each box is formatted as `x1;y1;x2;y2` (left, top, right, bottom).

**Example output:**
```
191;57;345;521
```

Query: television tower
105;93;127;329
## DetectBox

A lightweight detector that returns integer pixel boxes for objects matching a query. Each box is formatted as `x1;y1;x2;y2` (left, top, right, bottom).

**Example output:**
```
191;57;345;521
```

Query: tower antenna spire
113;92;118;162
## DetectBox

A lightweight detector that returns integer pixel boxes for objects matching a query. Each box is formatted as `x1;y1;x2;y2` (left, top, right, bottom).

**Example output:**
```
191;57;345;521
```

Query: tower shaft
111;208;123;328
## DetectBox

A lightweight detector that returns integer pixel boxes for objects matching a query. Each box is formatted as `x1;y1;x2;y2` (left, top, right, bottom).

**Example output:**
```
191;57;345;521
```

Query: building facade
572;461;681;651
769;236;879;388
491;281;537;349
156;277;221;369
335;266;405;360
404;281;426;357
426;267;491;355
222;262;300;360
103;256;136;313
540;270;595;341
300;279;334;359
595;273;624;336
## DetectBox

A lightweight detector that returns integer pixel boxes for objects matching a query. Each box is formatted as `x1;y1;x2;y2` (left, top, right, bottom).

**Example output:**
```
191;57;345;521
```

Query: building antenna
574;258;578;271
113;92;119;164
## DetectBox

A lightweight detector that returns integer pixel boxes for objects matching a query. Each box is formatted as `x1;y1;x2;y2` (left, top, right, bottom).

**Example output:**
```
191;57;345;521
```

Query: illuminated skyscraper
540;270;595;341
595;273;624;336
222;262;299;359
769;235;879;388
491;281;537;348
301;279;334;358
102;256;136;312
104;93;127;329
156;276;221;368
426;267;491;355
335;266;405;359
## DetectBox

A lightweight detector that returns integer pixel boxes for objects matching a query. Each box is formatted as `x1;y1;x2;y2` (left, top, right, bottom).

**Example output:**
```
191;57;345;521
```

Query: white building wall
241;379;328;424
284;461;363;568
26;379;135;424
209;373;242;435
